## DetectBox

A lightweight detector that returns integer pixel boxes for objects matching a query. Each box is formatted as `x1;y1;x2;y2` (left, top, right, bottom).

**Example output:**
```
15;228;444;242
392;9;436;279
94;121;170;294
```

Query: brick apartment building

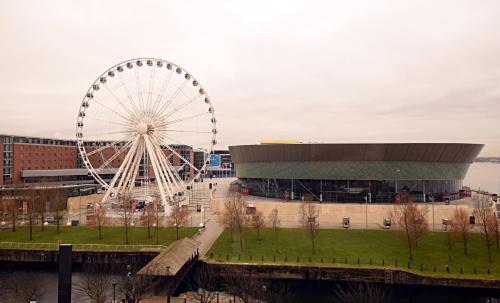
0;134;195;187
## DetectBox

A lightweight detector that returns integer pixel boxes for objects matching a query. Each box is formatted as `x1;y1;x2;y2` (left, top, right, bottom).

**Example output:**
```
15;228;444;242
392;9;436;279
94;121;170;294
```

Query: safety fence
209;253;495;276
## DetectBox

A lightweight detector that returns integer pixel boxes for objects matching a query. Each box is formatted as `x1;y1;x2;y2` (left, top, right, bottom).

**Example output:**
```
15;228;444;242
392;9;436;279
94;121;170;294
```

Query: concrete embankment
0;248;157;267
204;261;500;291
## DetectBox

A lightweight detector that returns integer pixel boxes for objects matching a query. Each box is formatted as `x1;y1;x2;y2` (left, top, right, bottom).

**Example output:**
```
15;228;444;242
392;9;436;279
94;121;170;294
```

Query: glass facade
239;178;463;203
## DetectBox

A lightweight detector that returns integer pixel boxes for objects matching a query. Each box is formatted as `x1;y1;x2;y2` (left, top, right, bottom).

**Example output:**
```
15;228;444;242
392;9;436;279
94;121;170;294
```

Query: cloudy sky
0;0;499;155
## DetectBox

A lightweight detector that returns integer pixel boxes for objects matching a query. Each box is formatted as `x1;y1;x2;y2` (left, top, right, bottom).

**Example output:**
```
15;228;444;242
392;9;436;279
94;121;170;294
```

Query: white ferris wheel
76;58;216;212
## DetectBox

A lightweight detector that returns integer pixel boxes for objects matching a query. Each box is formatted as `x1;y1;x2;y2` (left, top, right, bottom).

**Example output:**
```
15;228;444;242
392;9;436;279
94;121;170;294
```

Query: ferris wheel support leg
150;136;183;195
114;139;143;198
144;136;171;214
102;137;140;203
145;136;174;200
117;141;144;196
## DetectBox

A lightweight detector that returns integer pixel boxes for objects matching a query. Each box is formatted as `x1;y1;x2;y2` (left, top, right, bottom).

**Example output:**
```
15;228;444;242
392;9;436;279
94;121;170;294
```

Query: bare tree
36;185;52;232
391;193;428;260
25;187;38;240
224;271;268;303
450;208;471;255
118;192;133;244
219;193;249;251
48;188;66;234
300;201;320;254
490;213;500;250
120;271;157;303
473;194;494;262
168;203;189;240
187;263;217;303
268;208;281;240
251;209;266;238
75;264;112;303
3;271;46;303
2;190;19;232
333;282;392;303
93;203;108;240
142;202;156;240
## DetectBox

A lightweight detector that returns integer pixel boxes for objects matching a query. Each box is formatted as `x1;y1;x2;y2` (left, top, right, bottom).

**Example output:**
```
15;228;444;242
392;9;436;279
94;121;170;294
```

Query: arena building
229;143;483;203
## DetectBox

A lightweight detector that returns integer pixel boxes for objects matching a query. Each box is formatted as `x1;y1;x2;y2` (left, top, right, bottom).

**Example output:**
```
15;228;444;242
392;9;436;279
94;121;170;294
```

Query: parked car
343;217;350;228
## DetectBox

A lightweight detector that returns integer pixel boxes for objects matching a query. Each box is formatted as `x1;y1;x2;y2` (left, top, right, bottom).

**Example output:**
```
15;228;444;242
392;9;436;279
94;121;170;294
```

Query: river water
464;162;500;194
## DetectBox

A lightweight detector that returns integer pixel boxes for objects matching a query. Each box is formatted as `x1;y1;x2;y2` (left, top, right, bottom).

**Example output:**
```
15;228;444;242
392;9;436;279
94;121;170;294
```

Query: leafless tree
187;264;218;303
300;201;320;254
219;193;249;251
333;282;392;303
25;187;38;240
390;193;428;260
141;203;156;240
268;208;281;240
36;184;52;232
93;202;108;240
251;209;266;238
75;264;112;303
168;202;189;240
118;192;133;244
473;194;494;262
120;271;157;303
490;213;500;251
3;271;46;303
2;190;19;232
450;208;471;255
224;271;268;303
48;188;66;234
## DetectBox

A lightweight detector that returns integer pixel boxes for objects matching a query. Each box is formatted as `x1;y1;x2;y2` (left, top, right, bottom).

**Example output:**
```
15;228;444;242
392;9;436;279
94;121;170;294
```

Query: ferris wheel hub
136;123;149;135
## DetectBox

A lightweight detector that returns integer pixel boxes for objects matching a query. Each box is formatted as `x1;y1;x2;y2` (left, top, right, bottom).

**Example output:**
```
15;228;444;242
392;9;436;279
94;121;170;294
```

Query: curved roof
229;143;483;164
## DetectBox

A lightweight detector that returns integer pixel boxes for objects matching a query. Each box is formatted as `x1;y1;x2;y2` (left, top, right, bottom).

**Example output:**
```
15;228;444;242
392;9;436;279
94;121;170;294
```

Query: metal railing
0;241;167;252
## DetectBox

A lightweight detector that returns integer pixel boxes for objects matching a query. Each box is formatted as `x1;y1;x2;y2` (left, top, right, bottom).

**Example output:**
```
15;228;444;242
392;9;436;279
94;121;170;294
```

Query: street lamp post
112;282;117;303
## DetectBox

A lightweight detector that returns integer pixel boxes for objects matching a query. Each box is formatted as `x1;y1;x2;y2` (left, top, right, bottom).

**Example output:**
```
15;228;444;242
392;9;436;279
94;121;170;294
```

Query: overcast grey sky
0;0;499;155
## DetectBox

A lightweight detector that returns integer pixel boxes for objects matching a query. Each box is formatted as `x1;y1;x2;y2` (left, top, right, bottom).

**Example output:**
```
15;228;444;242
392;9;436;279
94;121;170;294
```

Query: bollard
250;255;253;261
210;253;213;258
261;256;264;261
420;264;423;271
357;258;360;264
321;257;323;263
446;265;449;273
383;259;385;266
274;256;276;262
227;255;229;261
460;267;463;274
345;257;348;264
285;256;287;262
297;256;300;262
488;268;490;275
395;260;398;267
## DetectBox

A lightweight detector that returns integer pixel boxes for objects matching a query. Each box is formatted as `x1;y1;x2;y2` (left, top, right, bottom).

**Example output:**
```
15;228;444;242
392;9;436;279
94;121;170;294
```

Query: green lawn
208;228;500;278
0;226;199;251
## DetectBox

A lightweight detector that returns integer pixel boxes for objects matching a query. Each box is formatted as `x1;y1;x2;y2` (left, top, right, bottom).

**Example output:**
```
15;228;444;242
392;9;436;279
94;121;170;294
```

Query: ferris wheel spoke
145;66;156;114
83;130;135;138
85;115;130;128
86;138;128;157
117;73;141;119
149;136;183;193
134;68;146;114
155;79;190;118
162;93;203;120
163;143;199;173
102;83;136;119
91;98;131;123
96;141;133;171
150;69;173;118
163;111;211;127
158;129;211;134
